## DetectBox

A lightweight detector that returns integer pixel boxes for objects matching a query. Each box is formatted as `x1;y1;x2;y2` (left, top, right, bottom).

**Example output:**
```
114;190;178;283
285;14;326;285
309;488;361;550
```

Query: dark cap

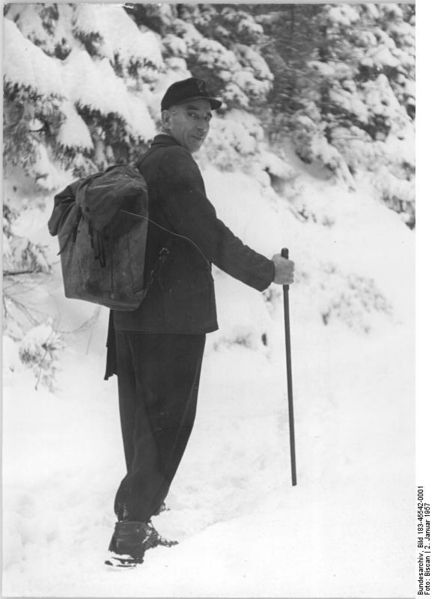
161;77;222;111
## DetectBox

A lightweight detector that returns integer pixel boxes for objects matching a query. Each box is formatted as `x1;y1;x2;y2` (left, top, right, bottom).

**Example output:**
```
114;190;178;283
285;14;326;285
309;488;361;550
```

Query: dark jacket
113;134;275;334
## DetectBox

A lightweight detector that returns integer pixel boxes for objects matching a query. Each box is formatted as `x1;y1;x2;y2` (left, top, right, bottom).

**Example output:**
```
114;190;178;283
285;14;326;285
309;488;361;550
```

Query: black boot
105;521;177;568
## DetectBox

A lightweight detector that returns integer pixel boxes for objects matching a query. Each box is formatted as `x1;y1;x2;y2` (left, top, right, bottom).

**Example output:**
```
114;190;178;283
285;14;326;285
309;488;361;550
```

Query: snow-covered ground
2;169;415;596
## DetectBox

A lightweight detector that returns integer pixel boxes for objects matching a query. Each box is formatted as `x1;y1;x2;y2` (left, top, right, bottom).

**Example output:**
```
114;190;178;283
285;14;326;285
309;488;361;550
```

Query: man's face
162;99;212;153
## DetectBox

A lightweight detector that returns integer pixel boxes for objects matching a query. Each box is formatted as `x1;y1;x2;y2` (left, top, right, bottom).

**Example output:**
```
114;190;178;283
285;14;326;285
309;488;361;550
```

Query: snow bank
2;308;414;596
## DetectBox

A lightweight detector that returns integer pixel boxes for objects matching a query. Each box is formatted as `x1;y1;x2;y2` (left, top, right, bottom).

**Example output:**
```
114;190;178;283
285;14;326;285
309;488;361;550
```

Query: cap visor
175;95;222;110
209;98;222;110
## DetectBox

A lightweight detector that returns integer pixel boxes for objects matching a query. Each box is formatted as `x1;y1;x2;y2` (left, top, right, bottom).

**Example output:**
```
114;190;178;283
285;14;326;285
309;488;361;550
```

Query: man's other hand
272;254;295;285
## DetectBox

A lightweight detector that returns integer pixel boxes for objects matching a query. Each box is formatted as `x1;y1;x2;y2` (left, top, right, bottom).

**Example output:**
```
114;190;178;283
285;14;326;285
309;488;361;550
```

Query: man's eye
188;112;198;119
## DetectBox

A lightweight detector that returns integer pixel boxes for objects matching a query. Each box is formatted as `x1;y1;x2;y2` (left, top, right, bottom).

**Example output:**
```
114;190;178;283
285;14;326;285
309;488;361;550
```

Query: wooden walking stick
281;248;297;486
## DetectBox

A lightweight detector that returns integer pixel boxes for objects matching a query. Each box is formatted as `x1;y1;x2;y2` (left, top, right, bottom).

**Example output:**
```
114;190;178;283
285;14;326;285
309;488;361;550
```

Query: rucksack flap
77;165;148;234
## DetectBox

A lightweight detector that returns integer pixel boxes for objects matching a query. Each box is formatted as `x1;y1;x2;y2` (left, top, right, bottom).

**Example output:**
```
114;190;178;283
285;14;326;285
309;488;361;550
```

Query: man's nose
196;119;209;133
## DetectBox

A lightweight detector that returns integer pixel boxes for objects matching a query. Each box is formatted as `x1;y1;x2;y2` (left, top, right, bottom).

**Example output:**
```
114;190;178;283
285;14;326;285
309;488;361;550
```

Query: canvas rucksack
48;164;153;311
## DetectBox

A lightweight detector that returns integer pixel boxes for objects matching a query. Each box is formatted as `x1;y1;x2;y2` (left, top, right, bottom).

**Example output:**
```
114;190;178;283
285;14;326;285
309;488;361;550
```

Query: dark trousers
113;330;206;523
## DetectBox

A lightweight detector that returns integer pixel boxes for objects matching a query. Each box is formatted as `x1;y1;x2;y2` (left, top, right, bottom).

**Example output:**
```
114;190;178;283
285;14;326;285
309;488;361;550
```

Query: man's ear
161;109;171;130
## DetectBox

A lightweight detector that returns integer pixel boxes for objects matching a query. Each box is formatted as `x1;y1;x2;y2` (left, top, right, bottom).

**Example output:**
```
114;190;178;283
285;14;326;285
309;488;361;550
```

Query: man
105;77;294;567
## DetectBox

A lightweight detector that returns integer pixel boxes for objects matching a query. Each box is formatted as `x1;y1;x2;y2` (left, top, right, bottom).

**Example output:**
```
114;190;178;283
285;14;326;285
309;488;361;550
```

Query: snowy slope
2;168;415;597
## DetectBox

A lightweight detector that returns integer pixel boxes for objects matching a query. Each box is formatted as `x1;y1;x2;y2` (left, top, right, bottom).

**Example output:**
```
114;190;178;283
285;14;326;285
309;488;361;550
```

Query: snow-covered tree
4;4;161;179
125;3;273;111
253;3;415;225
3;3;162;352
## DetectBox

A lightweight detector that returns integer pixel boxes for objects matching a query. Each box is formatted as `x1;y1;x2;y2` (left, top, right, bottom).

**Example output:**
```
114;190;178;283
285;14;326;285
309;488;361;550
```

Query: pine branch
3;294;41;326
3;269;37;276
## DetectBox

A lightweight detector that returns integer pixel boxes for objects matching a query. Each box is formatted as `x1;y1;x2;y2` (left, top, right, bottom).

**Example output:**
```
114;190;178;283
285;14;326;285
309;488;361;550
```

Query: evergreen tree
3;3;162;340
251;3;415;225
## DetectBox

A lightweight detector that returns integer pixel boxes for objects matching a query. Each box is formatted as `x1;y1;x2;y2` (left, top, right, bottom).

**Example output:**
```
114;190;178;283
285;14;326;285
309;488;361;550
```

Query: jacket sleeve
156;148;275;292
